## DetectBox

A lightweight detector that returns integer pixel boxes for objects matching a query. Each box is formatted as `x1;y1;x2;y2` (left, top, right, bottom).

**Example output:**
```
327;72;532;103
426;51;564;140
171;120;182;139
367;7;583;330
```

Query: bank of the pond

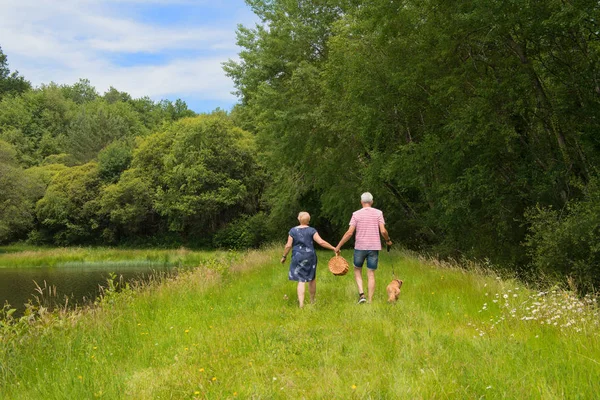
0;245;231;268
0;246;240;316
1;247;599;399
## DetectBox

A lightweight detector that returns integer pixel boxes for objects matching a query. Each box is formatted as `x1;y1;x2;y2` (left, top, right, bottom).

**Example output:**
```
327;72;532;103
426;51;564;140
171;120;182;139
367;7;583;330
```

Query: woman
280;211;337;307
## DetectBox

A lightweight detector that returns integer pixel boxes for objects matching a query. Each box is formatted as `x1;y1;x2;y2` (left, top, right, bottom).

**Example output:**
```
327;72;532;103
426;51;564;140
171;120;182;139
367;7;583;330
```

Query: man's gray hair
361;192;373;204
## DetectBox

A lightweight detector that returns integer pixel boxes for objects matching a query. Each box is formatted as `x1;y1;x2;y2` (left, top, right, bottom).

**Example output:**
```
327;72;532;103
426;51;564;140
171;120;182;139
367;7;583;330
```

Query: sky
0;0;258;113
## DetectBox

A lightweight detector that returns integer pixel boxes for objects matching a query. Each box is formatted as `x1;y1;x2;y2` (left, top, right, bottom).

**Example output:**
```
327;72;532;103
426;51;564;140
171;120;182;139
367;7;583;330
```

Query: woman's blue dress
288;226;318;282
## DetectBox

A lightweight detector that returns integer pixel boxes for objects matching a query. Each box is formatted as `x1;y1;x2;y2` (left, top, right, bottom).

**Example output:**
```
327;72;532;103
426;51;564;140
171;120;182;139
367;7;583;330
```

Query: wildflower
234;392;238;397
248;362;253;366
194;391;200;395
77;375;83;380
351;385;357;390
185;329;190;333
503;294;508;299
212;377;217;382
199;368;205;372
185;348;189;351
137;323;141;326
93;346;97;350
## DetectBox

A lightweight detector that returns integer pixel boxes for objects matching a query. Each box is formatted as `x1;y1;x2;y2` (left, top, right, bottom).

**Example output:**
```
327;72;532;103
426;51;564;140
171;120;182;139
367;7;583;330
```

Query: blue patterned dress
288;226;318;282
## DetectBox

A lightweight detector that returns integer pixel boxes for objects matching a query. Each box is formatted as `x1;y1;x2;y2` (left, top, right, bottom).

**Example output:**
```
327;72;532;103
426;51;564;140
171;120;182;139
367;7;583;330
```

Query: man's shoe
358;293;367;304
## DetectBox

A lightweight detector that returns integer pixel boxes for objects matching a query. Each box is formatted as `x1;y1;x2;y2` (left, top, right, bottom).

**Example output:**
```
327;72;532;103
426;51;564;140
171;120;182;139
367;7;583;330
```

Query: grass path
1;247;599;399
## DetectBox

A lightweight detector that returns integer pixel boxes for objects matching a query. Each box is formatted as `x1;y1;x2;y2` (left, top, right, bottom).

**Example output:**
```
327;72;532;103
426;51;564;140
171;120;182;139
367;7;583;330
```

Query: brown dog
386;279;403;302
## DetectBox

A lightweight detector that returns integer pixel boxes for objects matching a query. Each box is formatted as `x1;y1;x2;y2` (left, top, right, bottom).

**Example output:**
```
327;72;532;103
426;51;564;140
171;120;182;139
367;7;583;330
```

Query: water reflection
0;261;177;316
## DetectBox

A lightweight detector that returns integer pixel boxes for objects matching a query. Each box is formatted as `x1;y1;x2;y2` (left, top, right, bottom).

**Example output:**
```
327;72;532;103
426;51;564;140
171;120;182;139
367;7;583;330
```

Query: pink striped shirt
349;207;385;250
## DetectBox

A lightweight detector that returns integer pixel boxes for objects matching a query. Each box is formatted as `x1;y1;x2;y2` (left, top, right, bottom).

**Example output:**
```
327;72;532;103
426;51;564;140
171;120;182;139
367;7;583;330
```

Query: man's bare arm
380;223;392;245
335;226;356;252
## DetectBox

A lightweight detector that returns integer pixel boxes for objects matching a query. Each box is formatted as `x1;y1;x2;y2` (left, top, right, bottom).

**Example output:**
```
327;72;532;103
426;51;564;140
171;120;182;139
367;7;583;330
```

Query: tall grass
0;245;234;268
1;247;599;399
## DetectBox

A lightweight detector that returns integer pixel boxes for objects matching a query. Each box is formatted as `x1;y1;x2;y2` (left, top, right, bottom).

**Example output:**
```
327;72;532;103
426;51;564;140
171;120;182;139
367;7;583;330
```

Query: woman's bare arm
313;232;336;252
281;235;293;263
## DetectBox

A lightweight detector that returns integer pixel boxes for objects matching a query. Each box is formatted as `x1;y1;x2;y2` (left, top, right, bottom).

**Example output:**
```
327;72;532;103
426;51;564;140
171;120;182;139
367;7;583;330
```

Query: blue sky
0;0;258;113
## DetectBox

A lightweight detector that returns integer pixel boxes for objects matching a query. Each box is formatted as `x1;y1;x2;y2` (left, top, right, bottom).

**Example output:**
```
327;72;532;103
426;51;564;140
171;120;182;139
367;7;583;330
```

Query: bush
213;213;268;249
525;178;600;293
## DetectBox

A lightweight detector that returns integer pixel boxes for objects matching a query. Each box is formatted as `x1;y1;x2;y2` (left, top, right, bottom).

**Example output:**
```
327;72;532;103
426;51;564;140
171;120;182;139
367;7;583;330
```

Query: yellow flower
185;329;190;333
137;323;141;326
233;392;238;397
351;384;357;390
93;346;97;350
209;325;213;329
248;362;252;366
77;375;83;380
199;368;205;372
185;348;189;351
194;391;200;395
212;377;217;382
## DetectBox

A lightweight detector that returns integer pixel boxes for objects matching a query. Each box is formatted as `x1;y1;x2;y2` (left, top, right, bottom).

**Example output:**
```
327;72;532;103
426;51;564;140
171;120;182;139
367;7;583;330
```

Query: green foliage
66;99;146;163
0;141;42;243
212;212;268;249
0;46;30;99
0;85;75;166
526;177;600;293
132;113;262;238
225;0;600;285
60;78;98;104
98;169;154;241
97;140;133;183
92;113;264;245
35;163;102;245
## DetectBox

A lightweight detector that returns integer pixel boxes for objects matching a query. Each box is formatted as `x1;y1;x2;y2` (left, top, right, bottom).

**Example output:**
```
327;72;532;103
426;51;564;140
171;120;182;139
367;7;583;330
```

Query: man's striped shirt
349;207;385;250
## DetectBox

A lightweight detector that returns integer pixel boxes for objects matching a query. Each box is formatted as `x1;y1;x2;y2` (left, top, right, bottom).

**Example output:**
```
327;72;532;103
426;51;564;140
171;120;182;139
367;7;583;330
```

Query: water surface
0;261;177;316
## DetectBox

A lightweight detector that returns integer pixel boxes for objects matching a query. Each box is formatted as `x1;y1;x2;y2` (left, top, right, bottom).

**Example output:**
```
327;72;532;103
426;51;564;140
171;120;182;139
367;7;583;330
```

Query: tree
66;98;146;163
0;46;30;99
35;162;102;245
100;113;263;244
0;140;42;242
225;0;600;278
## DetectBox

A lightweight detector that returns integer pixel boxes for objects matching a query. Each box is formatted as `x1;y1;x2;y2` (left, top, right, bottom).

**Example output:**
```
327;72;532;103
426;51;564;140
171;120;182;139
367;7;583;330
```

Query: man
335;192;392;303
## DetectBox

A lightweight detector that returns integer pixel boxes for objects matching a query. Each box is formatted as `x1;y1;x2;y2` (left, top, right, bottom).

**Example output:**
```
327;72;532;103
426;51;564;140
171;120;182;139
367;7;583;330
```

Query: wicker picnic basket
328;255;349;276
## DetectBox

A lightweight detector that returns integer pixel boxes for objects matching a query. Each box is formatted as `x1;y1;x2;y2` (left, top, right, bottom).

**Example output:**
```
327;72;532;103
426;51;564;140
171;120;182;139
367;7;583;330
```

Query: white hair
361;192;373;204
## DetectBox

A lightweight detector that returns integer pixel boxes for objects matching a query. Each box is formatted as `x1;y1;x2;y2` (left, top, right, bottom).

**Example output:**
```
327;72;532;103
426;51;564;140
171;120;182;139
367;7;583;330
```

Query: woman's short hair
361;192;374;204
298;211;311;224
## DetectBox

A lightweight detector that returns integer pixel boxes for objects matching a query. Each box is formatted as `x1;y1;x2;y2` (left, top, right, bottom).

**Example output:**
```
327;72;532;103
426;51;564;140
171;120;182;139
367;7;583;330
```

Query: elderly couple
280;192;393;307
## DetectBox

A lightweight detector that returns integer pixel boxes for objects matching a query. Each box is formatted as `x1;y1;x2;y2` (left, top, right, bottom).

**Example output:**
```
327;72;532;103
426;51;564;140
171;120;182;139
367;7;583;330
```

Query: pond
0;261;179;316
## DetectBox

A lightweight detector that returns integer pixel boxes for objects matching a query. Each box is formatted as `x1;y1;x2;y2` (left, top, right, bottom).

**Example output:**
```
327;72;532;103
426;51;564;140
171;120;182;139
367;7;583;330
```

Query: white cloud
0;0;252;108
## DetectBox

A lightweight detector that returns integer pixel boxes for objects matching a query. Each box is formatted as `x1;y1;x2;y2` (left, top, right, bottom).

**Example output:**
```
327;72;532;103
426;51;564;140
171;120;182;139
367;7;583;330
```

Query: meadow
1;246;599;399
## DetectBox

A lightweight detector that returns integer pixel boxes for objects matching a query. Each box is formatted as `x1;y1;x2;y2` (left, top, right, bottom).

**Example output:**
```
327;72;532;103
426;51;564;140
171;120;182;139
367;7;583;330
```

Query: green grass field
1;247;599;399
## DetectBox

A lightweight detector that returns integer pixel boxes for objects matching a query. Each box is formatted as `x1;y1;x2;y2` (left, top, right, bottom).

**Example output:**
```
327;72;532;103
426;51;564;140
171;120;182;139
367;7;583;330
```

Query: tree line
0;46;264;249
224;0;600;291
2;0;600;291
